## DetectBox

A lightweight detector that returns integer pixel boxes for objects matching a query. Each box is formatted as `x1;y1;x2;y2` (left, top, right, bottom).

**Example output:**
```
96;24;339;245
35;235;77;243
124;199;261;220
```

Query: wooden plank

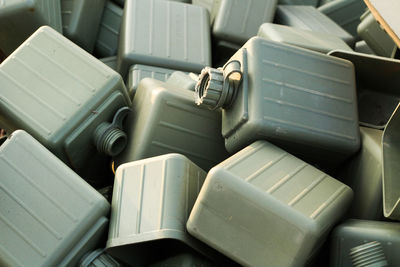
364;0;400;48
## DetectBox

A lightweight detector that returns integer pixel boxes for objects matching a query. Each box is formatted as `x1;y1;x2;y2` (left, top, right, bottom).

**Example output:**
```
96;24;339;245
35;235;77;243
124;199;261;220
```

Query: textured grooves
61;0;73;31
350;241;388;267
37;0;63;32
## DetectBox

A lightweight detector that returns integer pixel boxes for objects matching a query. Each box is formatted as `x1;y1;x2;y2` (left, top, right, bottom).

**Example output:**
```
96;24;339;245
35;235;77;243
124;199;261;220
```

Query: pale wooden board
364;0;400;48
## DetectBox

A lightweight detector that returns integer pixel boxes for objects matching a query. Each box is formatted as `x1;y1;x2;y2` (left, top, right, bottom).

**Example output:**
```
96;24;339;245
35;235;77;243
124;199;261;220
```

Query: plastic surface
357;11;396;57
257;23;352;53
100;56;118;71
275;5;355;47
192;0;222;24
355;41;375;55
118;0;211;78
0;26;131;174
166;71;197;92
278;0;318;5
350;241;388;267
0;130;110;267
61;0;106;53
330;220;400;267
115;78;228;171
95;1;123;57
329;50;400;129
149;252;216;267
107;154;210;265
79;249;121;267
0;0;62;56
197;37;360;167
318;0;366;37
187;140;353;267
213;0;278;44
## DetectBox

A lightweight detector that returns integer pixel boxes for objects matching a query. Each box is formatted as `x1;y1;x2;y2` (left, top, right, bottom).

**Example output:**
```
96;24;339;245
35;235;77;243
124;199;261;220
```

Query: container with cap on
0;26;131;180
115;77;228;171
275;5;355;47
194;36;360;167
0;0;62;57
61;0;106;53
330;220;400;267
0;130;110;267
117;0;212;78
212;0;278;44
187;140;353;267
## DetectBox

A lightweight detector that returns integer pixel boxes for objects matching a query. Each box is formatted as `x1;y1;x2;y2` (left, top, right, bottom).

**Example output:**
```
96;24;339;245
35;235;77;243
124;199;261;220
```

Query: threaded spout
94;123;127;157
350;241;388;267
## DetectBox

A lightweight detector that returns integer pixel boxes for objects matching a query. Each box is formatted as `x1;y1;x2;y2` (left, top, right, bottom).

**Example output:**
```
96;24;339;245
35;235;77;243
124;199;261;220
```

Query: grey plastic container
187;140;353;267
94;1;123;58
115;78;228;171
349;241;388;267
257;23;352;54
61;0;106;53
117;0;211;78
195;37;360;167
355;40;375;55
330;220;400;267
279;0;318;6
0;130;110;267
318;0;366;37
192;0;222;25
0;0;62;57
357;11;396;58
338;127;383;220
100;56;118;71
166;71;198;92
275;5;355;47
213;0;278;44
329;50;400;129
79;249;121;267
0;26;131;176
107;154;211;265
149;252;216;267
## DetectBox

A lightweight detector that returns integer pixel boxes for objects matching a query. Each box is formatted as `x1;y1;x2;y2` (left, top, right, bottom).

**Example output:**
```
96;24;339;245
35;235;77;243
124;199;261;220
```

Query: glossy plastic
0;0;62;56
118;0;211;78
0;130;110;267
192;0;222;24
95;1;123;57
330;220;400;267
0;26;131;175
213;0;278;44
107;154;211;265
61;0;106;52
79;249;121;267
100;56;118;71
187;141;353;267
275;5;355;46
257;23;352;53
318;0;366;37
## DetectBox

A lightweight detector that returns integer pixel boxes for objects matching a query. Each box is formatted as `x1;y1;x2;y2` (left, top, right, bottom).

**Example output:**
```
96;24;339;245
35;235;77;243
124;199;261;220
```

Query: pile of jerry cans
1;0;400;266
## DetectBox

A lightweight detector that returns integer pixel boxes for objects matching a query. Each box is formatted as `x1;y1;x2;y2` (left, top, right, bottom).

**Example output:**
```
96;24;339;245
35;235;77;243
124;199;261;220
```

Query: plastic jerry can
128;64;179;98
100;56;118;71
275;5;355;47
94;1;123;58
149;251;217;267
117;0;211;78
355;41;375;55
257;23;352;54
337;127;383;220
357;11;396;58
212;0;278;44
195;37;360;167
192;0;222;25
0;130;110;267
165;71;198;92
349;241;388;267
329;50;400;129
79;249;121;267
278;0;318;6
330;220;400;267
61;0;106;53
0;26;131;177
318;0;366;37
115;78;228;171
107;154;214;265
187;140;353;267
0;0;62;57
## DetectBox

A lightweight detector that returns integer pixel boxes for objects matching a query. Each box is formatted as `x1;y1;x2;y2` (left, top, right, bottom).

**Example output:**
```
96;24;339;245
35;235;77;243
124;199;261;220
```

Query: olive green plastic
0;0;62;57
192;0;222;25
79;249;121;267
100;56;118;71
357;11;396;57
61;0;106;53
338;127;383;220
330;220;400;267
117;0;211;78
195;37;359;167
350;241;388;267
0;130;110;267
355;41;375;55
0;26;131;175
318;0;366;37
149;252;216;267
107;154;214;266
187;140;353;267
213;0;278;44
115;78;228;171
275;5;355;47
166;71;197;92
279;0;318;6
329;50;400;129
94;1;123;57
257;23;352;53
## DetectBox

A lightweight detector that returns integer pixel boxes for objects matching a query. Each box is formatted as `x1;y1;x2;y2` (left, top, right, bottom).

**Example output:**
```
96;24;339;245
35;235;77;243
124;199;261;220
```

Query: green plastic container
192;0;222;25
79;249;121;267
